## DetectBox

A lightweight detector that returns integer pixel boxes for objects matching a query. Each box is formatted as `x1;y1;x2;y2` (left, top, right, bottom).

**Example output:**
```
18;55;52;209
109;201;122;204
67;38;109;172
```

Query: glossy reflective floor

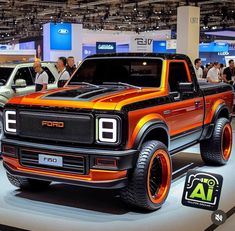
0;121;234;231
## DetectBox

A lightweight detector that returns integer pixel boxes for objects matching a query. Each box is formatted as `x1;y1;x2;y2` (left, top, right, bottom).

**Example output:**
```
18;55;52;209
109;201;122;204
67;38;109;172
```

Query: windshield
0;67;14;85
68;58;162;88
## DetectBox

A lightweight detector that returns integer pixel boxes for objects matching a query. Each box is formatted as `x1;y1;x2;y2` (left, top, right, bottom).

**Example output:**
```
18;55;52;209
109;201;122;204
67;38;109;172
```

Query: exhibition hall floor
0;121;234;231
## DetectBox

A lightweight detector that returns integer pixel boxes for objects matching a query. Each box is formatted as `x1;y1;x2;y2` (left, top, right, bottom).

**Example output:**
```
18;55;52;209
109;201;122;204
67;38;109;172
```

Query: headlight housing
4;110;17;134
96;115;121;145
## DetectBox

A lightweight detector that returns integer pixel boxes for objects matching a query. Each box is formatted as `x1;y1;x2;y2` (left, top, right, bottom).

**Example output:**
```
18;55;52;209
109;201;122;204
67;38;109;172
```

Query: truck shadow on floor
13;152;204;215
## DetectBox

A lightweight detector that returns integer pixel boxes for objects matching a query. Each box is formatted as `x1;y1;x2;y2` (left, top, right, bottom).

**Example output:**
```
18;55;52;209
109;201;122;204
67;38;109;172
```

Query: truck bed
198;81;233;95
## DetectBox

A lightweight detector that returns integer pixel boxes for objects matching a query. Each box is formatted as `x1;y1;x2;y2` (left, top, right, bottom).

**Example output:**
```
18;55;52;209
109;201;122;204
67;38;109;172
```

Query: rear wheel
200;118;233;165
120;140;172;211
7;172;51;191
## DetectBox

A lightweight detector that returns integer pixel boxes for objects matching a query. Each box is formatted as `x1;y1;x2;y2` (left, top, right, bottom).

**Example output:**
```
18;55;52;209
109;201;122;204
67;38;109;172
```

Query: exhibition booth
2;22;234;66
0;2;234;231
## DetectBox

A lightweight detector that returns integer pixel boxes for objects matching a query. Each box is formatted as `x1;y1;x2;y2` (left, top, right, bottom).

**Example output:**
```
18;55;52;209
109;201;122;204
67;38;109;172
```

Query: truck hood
7;86;164;111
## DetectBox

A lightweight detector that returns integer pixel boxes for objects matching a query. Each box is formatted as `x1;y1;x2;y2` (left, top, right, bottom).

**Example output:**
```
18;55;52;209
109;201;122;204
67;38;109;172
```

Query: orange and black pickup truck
1;53;234;211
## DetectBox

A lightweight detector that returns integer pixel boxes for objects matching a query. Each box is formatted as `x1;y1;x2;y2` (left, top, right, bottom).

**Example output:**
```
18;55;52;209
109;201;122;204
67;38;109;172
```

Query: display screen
68;58;162;88
96;42;116;54
199;42;229;52
50;23;72;50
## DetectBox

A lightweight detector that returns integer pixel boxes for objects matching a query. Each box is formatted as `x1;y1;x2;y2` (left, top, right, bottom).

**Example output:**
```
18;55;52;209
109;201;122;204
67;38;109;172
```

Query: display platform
0;121;234;231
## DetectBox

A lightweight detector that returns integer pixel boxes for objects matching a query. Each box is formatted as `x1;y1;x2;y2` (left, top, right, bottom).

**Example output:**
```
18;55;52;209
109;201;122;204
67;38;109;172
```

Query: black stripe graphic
0;224;29;231
43;87;118;100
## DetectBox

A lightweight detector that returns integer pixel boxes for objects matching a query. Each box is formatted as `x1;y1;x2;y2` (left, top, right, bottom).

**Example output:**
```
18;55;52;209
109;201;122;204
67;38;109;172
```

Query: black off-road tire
7;172;51;191
200;118;233;165
120;140;172;211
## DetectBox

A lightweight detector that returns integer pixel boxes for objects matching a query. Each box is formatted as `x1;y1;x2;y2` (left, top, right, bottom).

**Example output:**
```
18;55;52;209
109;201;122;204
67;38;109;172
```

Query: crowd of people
33;56;77;92
194;58;235;87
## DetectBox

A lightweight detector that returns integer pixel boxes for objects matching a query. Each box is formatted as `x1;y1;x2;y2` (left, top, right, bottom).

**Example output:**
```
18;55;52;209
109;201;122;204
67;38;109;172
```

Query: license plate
38;154;63;167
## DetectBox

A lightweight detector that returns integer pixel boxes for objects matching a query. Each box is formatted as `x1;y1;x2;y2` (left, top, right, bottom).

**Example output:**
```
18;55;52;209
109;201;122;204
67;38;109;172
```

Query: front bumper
2;138;139;189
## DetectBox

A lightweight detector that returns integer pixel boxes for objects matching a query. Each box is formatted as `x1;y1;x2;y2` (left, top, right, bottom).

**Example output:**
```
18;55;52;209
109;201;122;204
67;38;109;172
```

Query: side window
29;66;55;84
14;67;34;86
168;62;190;92
42;67;55;84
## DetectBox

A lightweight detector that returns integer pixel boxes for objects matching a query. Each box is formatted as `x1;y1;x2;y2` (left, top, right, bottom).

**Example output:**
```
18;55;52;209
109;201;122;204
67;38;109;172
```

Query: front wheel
7;172;51;191
200;118;233;165
120;140;172;211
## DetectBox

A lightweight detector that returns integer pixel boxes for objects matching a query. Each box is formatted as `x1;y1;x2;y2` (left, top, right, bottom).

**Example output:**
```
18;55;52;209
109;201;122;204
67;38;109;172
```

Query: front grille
20;149;87;174
18;111;94;144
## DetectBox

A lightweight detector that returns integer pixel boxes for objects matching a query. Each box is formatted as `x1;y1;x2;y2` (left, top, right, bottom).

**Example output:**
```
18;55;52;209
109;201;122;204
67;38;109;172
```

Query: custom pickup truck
1;53;234;211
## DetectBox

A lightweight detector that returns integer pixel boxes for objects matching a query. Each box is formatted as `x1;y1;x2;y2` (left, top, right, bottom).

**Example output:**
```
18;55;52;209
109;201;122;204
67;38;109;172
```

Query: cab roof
86;52;190;61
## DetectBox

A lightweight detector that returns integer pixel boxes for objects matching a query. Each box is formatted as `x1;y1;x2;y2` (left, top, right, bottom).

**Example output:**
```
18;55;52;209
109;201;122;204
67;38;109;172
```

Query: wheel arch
133;120;170;150
212;104;230;123
202;104;231;141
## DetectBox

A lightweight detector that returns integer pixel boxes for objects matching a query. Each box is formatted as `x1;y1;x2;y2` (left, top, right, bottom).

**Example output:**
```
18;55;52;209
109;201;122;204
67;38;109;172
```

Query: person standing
223;59;235;84
207;62;220;83
66;56;77;76
203;64;209;79
219;63;225;81
57;57;70;88
194;58;203;80
33;61;48;92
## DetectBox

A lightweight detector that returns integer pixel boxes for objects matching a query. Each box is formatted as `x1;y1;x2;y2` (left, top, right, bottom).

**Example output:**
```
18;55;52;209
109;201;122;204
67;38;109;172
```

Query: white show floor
0;121;234;231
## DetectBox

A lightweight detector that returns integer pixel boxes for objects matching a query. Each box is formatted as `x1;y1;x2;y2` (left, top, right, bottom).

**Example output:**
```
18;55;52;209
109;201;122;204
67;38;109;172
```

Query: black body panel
43;86;118;101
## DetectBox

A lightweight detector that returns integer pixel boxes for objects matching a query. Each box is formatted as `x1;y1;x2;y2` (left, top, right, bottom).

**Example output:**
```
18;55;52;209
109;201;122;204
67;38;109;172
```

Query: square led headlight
4;110;17;134
96;116;121;145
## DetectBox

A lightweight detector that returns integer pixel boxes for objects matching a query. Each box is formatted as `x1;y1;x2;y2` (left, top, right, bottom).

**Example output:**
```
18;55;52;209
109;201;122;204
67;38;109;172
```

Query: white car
0;62;59;108
0;62;59;153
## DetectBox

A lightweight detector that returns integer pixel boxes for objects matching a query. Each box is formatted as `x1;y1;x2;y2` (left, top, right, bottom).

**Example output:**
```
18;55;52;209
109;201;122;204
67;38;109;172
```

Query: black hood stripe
43;87;122;101
79;88;116;99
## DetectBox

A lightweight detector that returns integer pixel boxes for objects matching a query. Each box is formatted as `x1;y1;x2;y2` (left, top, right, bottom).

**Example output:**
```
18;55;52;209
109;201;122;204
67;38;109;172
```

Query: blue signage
153;41;176;53
82;45;96;59
96;42;116;54
19;41;35;50
0;45;7;50
50;23;72;50
199;42;228;53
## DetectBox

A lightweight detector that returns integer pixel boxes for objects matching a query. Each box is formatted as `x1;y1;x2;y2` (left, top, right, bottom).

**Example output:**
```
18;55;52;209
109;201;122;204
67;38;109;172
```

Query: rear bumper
2;138;138;189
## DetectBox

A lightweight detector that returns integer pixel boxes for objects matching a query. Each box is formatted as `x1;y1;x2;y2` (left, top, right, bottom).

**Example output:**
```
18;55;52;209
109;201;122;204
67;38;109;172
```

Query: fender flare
202;104;231;140
133;120;170;150
212;103;230;123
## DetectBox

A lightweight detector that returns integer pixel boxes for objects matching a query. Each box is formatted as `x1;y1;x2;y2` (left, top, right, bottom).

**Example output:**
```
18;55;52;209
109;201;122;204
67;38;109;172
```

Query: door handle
163;110;172;115
195;100;200;106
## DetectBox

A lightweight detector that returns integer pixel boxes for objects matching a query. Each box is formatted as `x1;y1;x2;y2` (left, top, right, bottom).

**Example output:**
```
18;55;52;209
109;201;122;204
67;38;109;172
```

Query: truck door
166;61;204;151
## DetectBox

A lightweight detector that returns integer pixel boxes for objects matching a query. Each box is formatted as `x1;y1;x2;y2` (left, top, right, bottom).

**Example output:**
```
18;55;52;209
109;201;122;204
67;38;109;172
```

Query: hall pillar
176;6;200;63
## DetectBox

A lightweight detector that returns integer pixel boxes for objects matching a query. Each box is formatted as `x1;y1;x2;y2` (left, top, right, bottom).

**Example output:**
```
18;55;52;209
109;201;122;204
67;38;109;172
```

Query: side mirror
12;79;27;90
170;92;181;101
178;82;195;94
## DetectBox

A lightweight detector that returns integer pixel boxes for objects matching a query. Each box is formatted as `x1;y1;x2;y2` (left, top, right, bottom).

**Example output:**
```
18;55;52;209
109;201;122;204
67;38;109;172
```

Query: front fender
127;113;169;149
204;99;225;124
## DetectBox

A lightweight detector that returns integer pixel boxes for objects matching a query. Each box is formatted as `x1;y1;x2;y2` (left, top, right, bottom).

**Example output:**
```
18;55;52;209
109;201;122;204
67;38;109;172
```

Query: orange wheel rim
222;123;233;160
147;149;171;204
